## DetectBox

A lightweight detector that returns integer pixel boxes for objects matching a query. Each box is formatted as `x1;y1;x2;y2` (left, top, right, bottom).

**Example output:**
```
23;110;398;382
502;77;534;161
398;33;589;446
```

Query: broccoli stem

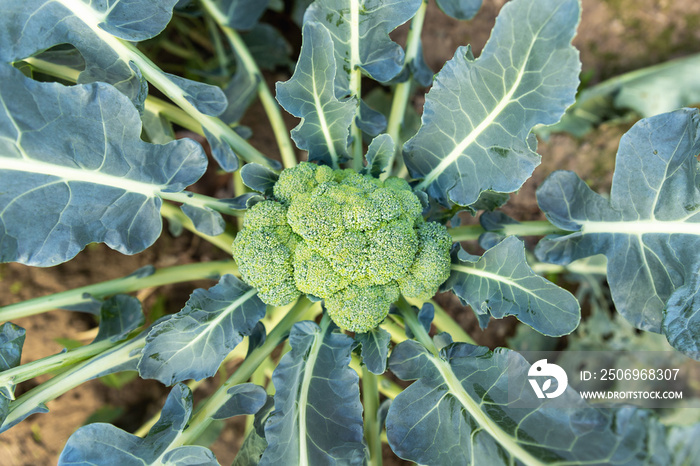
447;219;568;242
395;297;439;356
200;0;298;169
0;334;146;433
0;260;236;321
362;367;383;466
0;338;118;397
385;0;429;179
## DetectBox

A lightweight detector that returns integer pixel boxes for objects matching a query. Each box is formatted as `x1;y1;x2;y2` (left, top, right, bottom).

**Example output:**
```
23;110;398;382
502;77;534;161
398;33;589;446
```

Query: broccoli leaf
59;383;218;465
138;275;266;385
212;383;268;420
240;163;280;195
0;0;225;113
355;327;391;374
386;340;670;465
180;205;226;237
304;0;422;91
362;134;395;178
210;0;270;30
0;66;207;267
443;237;580;336
540;53;700;138
667;423;700;465
261;320;365;465
94;295;145;343
0;323;25;418
276;22;356;168
536;109;700;352
233;395;274;466
435;0;482;20
405;0;580;206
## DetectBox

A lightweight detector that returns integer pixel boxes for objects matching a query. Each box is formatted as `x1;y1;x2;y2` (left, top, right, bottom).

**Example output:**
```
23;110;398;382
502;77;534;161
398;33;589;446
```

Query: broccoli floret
397;222;452;300
232;162;452;332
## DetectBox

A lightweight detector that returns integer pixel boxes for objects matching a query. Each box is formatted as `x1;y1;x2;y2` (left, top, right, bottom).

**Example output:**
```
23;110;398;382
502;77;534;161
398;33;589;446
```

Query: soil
1;0;699;464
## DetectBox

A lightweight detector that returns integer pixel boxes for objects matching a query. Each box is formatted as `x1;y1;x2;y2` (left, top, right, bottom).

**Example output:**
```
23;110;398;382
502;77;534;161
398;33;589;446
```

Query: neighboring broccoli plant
0;0;699;465
233;162;451;332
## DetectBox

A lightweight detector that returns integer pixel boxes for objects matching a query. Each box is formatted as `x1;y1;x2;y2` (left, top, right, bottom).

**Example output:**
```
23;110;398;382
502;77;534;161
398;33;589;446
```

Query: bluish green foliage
94;295;145;343
386;340;671;465
213;0;270;30
240;163;280;196
212;383;268;419
362;134;395;178
275;22;356;167
1;0;699;463
405;0;581;206
261;320;365;465
0;66;206;267
444;237;580;336
180;204;226;236
0;323;25;421
435;0;482;20
537;108;700;356
541;53;700;138
0;0;223;111
138;275;266;385
305;0;422;91
232;162;452;332
59;384;218;465
355;327;391;374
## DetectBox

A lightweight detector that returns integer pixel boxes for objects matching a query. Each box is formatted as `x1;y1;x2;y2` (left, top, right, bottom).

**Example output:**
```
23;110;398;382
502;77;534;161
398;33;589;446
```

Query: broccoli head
232;162;452;333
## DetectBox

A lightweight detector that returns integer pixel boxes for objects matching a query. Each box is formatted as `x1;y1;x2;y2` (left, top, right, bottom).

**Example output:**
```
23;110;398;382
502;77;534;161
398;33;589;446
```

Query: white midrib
451;264;531;295
581;220;700;235
297;329;324;466
54;0;209;125
349;1;361;78
311;68;340;168
55;0;123;52
416;15;549;192
0;157;162;197
430;356;546;466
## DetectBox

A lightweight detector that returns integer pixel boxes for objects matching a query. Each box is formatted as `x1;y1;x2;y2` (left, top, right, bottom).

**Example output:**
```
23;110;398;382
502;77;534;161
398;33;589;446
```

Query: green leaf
0;0;226;114
180;205;226;237
233;396;274;466
407;0;580;206
355;327;391;374
435;0;482;20
536;109;700;352
276;22;356;167
261;320;366;465
540;53;700;138
240;163;279;196
211;0;270;30
443;237;580;336
0;66;207;266
138;275;266;385
0;323;25;419
305;0;423;91
211;383;267;419
59;383;218;465
94;295;145;343
386;340;671;465
362;134;394;178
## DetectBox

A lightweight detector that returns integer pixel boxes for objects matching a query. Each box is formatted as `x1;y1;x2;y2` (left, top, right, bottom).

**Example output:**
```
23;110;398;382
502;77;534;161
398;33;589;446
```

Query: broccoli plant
0;0;699;464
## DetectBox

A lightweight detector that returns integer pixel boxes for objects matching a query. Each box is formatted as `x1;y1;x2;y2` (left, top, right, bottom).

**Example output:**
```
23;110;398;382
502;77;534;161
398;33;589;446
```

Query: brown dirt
2;0;699;464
